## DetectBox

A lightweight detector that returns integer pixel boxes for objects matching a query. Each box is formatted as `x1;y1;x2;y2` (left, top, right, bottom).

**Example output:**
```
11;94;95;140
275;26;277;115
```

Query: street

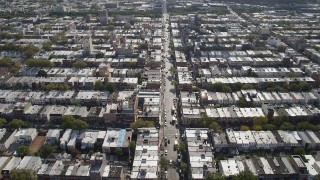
159;0;180;179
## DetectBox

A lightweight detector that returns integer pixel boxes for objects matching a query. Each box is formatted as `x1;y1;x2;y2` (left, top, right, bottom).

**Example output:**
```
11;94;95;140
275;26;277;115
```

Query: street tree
159;157;170;169
180;162;188;174
129;141;136;154
177;141;187;153
169;66;177;74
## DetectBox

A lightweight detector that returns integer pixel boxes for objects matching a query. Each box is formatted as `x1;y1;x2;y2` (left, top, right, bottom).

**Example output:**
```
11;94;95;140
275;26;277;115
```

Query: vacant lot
29;135;45;153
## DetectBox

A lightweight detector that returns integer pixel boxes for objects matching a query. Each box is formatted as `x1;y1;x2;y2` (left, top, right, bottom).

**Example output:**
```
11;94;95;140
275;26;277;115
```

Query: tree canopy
232;170;257;180
10;168;37;180
44;83;71;91
207;172;225;180
61;115;89;130
0;118;7;127
73;61;87;68
9;119;30;129
16;146;30;158
130;119;154;130
0;57;21;74
26;59;53;67
37;70;47;77
40;144;57;158
196;115;222;132
159;157;170;169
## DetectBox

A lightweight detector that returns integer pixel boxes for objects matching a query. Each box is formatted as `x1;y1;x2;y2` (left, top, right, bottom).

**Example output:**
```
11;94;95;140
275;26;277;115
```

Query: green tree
252;116;268;127
115;147;123;156
10;168;37;180
94;80;105;91
160;157;170;169
129;141;136;154
105;82;116;93
196;115;219;129
180;162;188;174
37;70;48;77
124;23;131;29
0;118;7;127
61;115;89;130
232;170;257;180
0;57;14;67
42;42;53;51
169;66;177;74
171;80;178;86
280;122;294;131
237;97;251;107
288;83;300;91
293;147;305;155
40;144;57;157
297;121;315;130
262;124;277;131
207;172;225;180
299;82;311;92
73;61;87;68
240;125;250;131
252;125;262;131
231;82;243;91
107;25;116;31
177;141;187;153
24;44;40;59
270;116;288;127
210;121;222;133
211;82;232;93
26;59;53;67
241;84;254;90
44;83;71;91
16;146;30;158
9;119;25;129
130;119;154;130
277;45;287;52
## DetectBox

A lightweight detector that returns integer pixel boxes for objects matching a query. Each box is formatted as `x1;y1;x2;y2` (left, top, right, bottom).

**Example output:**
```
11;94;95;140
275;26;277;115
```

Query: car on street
175;133;178;138
165;150;168;155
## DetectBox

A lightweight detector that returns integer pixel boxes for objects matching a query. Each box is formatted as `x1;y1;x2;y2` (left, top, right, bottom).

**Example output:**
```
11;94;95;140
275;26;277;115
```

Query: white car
165;150;168;155
175;133;178;138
